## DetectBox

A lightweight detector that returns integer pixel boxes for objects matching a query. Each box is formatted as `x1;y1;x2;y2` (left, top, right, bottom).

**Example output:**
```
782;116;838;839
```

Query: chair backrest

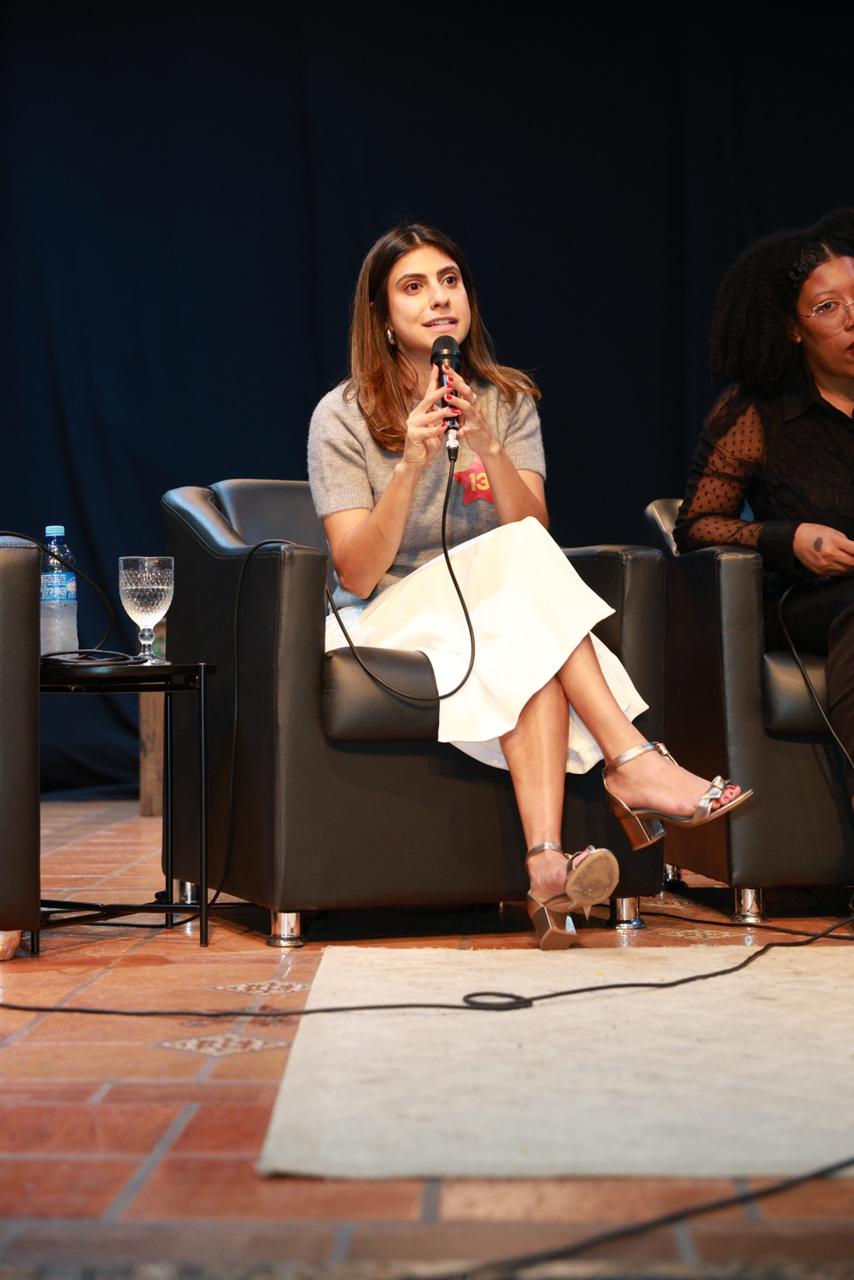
210;479;326;552
644;498;681;555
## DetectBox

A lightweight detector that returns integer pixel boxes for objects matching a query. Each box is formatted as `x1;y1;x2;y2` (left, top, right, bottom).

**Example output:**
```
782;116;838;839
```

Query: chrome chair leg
733;887;763;924
177;880;198;904
663;863;682;884
268;910;304;948
612;896;645;930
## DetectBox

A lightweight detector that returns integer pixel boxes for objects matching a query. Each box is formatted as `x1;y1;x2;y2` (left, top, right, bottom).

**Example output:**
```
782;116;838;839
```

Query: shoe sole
564;847;620;911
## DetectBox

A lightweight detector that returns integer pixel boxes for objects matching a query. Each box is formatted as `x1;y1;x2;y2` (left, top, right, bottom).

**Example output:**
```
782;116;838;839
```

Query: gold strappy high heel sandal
602;741;753;851
525;841;620;950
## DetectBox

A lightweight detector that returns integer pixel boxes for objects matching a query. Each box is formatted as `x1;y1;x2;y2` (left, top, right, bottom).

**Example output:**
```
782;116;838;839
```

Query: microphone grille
431;334;461;366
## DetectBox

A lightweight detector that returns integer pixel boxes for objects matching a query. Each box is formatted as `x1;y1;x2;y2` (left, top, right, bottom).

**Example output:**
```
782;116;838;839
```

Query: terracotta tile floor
1;800;853;1272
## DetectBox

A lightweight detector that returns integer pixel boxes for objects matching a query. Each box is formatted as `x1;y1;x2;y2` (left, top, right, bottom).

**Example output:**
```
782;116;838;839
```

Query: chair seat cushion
323;647;439;741
763;651;828;734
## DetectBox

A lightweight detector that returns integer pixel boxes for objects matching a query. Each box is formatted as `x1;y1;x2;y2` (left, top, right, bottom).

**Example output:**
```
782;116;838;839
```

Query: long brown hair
346;224;540;451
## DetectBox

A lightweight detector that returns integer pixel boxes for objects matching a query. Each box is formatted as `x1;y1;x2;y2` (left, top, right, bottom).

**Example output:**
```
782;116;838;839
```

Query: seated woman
675;209;854;803
309;224;747;948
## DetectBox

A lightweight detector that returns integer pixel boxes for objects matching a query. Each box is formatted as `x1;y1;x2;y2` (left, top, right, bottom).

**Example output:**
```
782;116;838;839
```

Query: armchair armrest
0;538;41;932
567;545;665;736
669;544;766;669
665;545;766;781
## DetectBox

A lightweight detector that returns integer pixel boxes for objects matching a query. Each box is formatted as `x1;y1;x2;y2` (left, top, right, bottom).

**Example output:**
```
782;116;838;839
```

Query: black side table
39;661;213;946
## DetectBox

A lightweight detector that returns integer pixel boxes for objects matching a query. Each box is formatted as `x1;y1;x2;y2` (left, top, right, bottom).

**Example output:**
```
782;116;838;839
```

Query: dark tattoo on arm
814;537;824;553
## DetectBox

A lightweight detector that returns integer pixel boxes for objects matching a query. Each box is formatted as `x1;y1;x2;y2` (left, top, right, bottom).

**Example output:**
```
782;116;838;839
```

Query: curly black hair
709;208;854;395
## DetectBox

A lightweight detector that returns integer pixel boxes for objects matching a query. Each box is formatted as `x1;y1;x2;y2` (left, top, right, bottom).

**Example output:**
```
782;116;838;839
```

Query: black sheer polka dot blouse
674;362;854;595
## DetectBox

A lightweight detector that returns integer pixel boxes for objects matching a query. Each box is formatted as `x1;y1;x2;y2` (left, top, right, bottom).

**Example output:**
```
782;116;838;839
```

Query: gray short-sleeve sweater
307;381;546;596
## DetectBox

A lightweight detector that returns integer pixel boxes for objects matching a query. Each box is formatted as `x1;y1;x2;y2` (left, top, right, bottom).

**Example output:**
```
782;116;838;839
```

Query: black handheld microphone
431;335;462;460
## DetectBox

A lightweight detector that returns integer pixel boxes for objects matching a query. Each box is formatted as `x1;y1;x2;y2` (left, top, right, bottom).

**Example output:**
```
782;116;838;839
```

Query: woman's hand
402;364;459;469
793;523;854;575
440;364;498;455
439;363;548;528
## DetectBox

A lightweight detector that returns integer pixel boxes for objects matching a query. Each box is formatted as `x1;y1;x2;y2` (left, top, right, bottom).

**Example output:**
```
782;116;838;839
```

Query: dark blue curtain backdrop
3;3;853;792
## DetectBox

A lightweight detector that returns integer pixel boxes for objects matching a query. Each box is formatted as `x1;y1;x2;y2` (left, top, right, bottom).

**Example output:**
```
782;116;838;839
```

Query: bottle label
41;571;77;602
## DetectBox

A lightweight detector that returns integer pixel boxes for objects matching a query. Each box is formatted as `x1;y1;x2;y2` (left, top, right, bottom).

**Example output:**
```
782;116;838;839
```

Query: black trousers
764;576;854;795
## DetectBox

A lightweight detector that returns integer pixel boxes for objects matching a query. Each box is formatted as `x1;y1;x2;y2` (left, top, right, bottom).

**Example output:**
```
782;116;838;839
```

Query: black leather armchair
645;499;854;920
0;538;41;957
161;480;666;945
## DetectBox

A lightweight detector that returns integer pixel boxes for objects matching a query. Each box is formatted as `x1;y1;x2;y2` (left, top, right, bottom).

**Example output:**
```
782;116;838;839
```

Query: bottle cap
45;525;65;537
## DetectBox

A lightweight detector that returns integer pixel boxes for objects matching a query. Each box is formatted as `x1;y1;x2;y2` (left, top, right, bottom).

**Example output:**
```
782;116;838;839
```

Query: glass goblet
118;556;174;664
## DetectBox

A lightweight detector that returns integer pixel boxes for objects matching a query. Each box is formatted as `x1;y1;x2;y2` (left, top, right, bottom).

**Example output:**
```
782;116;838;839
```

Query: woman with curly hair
308;224;747;948
675;209;854;798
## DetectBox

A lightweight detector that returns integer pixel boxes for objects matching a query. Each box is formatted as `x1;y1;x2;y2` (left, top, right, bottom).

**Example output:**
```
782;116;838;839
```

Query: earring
385;326;396;346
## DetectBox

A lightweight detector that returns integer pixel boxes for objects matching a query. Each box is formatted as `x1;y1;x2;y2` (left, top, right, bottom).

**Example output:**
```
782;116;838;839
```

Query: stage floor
0;799;852;1273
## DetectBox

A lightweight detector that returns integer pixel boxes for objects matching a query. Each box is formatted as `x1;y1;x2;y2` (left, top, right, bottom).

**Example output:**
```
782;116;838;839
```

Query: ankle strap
604;740;670;776
526;841;563;863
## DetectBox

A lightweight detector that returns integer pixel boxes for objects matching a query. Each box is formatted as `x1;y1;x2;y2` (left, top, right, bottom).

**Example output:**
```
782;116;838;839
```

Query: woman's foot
604;744;741;818
526;843;619;913
527;845;572;903
525;843;618;949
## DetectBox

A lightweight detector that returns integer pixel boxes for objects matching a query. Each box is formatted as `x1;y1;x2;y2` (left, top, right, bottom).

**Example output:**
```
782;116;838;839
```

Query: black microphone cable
324;449;476;703
208;457;476;908
777;581;854;772
326;330;474;704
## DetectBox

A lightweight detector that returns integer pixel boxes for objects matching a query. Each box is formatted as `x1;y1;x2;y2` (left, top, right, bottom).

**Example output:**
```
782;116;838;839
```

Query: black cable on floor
410;1152;854;1280
37;919;192;930
53;902;848;942
2;915;851;1019
643;906;854;940
510;913;854;1010
5;912;852;1274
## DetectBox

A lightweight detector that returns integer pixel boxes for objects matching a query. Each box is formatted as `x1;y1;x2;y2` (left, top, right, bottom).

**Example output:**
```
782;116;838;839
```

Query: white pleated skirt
324;517;648;773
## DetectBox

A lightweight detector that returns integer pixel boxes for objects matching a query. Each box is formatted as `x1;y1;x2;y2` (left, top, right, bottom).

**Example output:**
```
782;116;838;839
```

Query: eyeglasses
800;298;854;333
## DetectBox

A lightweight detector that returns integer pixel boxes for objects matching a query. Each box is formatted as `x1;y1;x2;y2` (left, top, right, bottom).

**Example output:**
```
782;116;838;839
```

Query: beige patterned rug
258;945;854;1180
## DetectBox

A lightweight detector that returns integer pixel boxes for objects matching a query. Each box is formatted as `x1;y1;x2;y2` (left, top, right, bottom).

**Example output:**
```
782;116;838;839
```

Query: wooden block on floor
139;692;163;817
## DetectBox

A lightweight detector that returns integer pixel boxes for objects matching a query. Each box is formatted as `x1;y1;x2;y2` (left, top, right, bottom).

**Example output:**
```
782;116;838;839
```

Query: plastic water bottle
40;525;79;655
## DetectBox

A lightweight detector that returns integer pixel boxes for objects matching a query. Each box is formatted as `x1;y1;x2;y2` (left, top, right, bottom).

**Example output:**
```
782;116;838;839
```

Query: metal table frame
38;661;212;947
